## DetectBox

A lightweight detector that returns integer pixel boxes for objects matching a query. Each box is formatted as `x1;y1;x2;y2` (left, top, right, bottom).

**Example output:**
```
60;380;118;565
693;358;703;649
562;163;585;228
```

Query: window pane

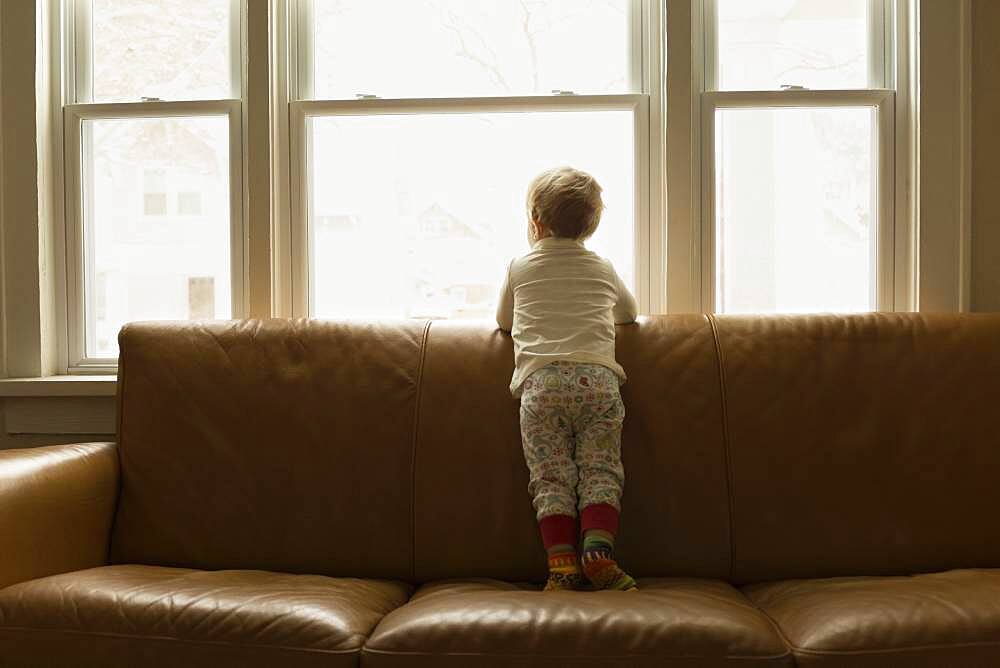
89;0;234;102
312;1;633;99
308;110;634;319
715;107;875;313
84;116;232;357
716;0;871;90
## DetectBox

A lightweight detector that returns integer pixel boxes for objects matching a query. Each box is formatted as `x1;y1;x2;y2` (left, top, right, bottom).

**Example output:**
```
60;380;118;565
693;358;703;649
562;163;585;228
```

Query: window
178;192;203;216
142;169;167;216
62;0;244;366
187;276;216;318
700;0;903;313
39;0;932;375
283;0;665;318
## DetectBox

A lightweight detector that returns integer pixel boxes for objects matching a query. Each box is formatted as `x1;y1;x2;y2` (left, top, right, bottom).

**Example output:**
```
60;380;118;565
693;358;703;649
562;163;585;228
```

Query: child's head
526;167;604;242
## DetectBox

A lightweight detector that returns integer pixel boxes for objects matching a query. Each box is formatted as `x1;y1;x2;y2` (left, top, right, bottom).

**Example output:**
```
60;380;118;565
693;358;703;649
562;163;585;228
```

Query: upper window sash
66;0;243;105
291;0;646;102
703;0;893;93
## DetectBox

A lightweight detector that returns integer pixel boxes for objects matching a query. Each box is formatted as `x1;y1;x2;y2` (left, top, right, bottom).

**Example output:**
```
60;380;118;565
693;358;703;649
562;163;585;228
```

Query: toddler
496;166;638;592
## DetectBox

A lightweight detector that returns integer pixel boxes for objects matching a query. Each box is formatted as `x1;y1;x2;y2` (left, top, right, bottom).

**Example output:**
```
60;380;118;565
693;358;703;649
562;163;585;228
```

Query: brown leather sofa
2;313;999;667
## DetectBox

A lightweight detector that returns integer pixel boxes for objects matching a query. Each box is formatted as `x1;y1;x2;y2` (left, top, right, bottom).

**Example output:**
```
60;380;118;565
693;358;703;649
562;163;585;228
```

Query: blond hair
526;167;604;240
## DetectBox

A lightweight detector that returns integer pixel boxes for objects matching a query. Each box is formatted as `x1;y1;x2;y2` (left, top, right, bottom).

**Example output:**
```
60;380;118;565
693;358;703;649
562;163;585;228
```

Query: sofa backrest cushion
716;313;1000;584
113;313;1000;584
112;319;427;579
411;316;732;582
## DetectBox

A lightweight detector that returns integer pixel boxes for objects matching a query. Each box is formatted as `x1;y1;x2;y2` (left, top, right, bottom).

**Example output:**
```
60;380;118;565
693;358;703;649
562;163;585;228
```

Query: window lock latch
355;93;380;100
780;85;808;91
140;96;163;102
551;89;575;96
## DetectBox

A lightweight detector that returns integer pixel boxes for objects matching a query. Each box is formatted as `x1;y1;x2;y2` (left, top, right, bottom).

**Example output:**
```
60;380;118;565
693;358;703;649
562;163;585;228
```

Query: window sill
0;375;117;398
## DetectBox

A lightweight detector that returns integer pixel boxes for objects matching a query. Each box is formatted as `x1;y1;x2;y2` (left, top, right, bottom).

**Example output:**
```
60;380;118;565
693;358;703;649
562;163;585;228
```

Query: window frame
274;0;667;319
0;0;971;387
58;0;248;372
27;0;949;379
687;0;914;314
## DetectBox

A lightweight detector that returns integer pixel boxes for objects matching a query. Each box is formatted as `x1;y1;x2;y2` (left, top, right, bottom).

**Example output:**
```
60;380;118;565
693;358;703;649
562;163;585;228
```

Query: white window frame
1;0;971;390
689;0;913;314
274;0;667;319
58;0;247;372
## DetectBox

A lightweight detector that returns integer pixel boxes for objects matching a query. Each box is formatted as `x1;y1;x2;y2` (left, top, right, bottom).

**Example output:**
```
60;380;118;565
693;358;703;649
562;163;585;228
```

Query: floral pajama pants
519;361;625;521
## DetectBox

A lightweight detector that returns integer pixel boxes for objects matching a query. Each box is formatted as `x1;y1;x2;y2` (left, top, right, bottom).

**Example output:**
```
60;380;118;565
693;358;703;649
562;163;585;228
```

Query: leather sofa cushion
413;316;732;583
744;569;1000;667
714;313;1000;583
112;320;426;579
0;565;412;668
364;578;792;667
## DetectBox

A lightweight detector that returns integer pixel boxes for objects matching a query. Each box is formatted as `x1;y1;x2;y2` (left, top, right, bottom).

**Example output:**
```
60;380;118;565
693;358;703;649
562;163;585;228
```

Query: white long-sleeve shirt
495;237;638;397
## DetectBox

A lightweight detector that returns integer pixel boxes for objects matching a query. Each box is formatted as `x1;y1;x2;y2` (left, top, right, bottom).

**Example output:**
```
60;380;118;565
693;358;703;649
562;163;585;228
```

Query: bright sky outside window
311;0;633;99
308;110;635;319
716;0;872;91
715;106;876;313
90;0;234;102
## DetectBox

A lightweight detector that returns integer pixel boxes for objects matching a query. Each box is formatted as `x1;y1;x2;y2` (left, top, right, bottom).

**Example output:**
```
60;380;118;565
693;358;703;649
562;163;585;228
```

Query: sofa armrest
0;442;119;590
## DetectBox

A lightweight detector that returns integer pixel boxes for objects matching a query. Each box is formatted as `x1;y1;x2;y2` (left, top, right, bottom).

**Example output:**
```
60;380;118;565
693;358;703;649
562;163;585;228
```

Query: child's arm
612;269;638;325
496;261;515;333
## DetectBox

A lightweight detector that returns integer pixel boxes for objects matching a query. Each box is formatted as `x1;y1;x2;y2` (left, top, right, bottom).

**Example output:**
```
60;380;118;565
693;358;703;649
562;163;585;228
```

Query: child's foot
581;530;638;591
544;546;583;591
582;557;637;591
543;570;583;591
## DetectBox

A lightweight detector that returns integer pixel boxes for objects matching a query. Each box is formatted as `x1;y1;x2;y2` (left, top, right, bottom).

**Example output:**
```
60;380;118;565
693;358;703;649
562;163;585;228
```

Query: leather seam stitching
708;314;737;582
749;599;1000;657
789;638;1000;657
409;320;433;582
746;600;798;658
360;647;792;660
0;626;359;655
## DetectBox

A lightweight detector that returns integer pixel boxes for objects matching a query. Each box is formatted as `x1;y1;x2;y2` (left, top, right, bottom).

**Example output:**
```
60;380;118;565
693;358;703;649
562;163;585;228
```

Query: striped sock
581;530;637;591
538;515;582;591
544;545;583;591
